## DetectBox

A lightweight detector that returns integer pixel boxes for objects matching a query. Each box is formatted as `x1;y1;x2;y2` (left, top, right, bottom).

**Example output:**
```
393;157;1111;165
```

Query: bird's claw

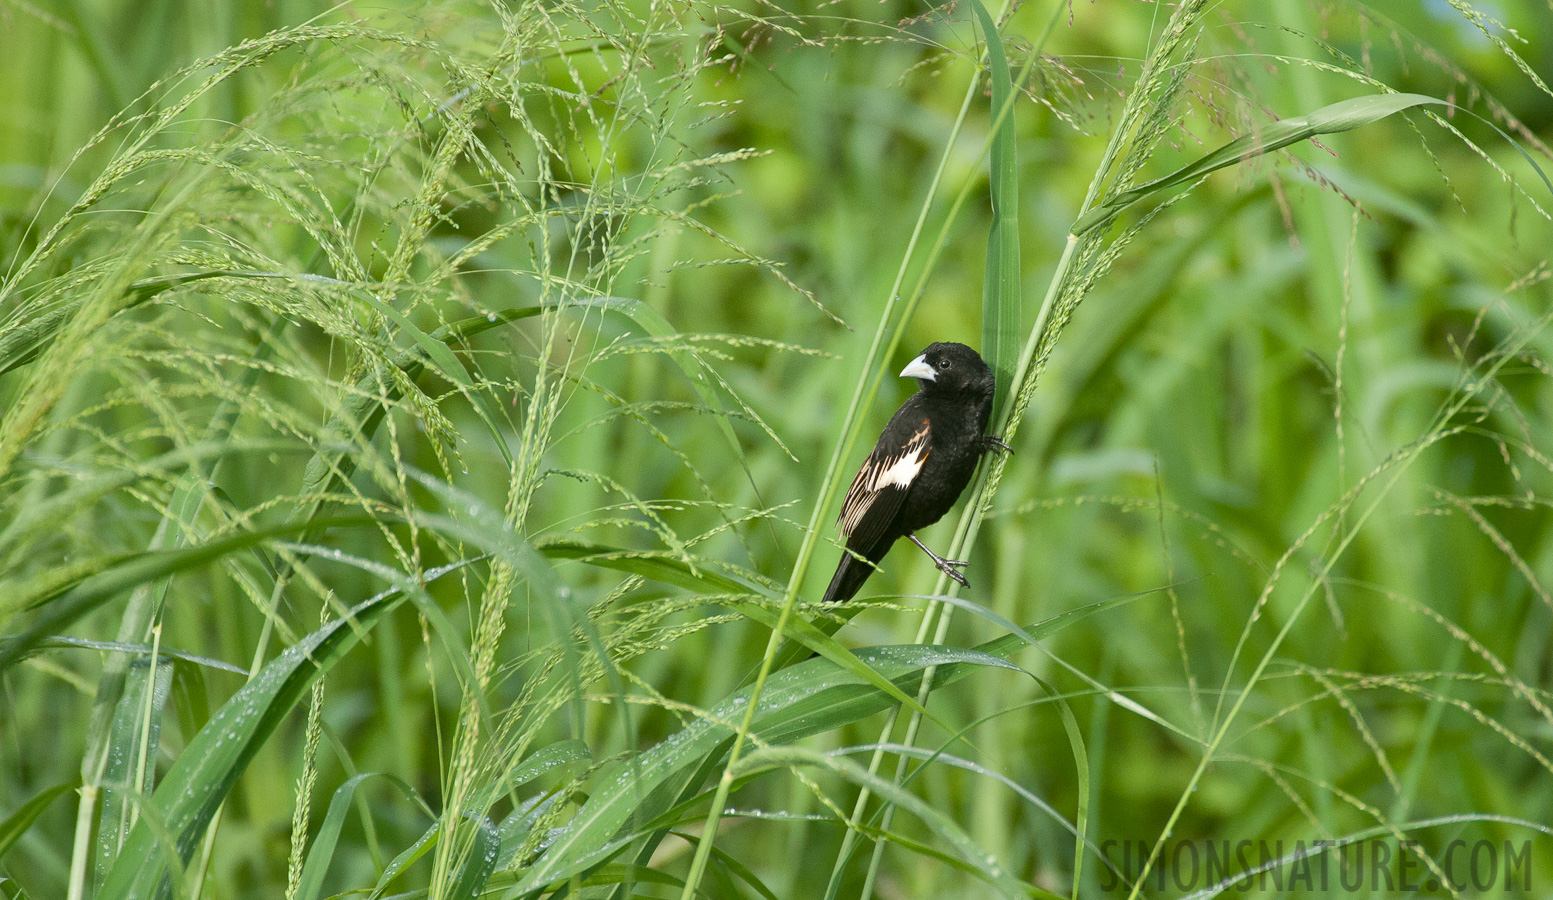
935;561;971;588
908;534;973;588
982;435;1013;455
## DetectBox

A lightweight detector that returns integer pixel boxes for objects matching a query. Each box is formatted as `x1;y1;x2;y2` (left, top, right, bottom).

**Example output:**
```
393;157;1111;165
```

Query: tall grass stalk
670;0;1054;891
846;1;1211;893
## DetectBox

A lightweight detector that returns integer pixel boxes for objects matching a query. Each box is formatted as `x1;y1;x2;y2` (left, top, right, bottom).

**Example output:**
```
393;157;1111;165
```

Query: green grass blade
1050;684;1089;900
27;637;247;675
351;291;516;469
575;863;703;895
536;539;775;598
971;0;1021;418
516;584;1142;895
93;559;465;899
295;299;545;500
1073;93;1448;235
0;781;78;859
0;270;254;378
371;820;441;896
731;600;1007;728
505;740;592;793
511;643;1017;894
295;773;425;900
447;813;499;900
0;515;372;674
693;840;780;900
540;538;963;726
731;746;1031;899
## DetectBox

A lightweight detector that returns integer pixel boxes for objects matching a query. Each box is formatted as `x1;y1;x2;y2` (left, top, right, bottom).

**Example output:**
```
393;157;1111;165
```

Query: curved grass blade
587;843;771;899
448;813;499;900
765;605;866;675
731;600;989;728
0;781;78;859
894;588;1202;896
296;299;546;499
841;603;1097;897
599;735;738;900
1072;93;1449;235
577;863;697;894
511;643;1020;894
0;270;253;378
537;539;773;598
0;437;304;580
542;539;962;730
587;591;1137;896
731;746;1034;900
350;291;517;469
839;736;1126;890
295;773;428;900
371;820;441;897
689;838;780;900
0;515;372;674
28;637;247;675
505;740;592;794
94;559;467;899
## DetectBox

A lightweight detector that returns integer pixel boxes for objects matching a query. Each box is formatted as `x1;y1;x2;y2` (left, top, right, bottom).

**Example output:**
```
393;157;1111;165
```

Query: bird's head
899;342;995;399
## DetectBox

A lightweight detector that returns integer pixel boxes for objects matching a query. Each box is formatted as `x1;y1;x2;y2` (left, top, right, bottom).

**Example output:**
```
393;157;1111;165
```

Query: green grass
2;0;1552;897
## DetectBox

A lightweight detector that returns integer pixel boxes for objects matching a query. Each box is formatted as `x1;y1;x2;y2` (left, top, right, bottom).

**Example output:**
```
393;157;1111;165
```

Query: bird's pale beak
899;355;936;381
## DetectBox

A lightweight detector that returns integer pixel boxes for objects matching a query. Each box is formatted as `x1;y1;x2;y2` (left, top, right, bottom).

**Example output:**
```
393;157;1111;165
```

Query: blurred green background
2;0;1552;897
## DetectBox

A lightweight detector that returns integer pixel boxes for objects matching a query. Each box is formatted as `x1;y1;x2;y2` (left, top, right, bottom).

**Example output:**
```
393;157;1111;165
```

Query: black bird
822;342;1009;603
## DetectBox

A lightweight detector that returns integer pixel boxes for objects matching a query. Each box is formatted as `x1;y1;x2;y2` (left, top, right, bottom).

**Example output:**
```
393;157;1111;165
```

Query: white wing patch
838;422;930;537
876;451;923;488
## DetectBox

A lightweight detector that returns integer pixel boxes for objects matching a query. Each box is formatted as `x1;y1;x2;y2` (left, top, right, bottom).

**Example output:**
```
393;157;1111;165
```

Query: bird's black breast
897;391;992;532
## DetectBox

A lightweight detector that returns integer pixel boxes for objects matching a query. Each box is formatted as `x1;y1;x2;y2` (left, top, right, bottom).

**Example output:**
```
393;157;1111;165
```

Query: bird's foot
933;559;972;588
982;435;1013;455
908;534;971;588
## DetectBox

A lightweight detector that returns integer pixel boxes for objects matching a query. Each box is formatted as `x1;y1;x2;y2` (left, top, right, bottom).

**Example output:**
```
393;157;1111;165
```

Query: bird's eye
936;358;952;370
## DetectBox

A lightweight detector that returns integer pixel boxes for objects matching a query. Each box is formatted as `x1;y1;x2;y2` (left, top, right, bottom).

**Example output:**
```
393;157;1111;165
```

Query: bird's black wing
837;414;931;552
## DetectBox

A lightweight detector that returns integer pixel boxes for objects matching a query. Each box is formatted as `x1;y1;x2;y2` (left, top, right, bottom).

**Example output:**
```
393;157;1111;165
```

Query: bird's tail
822;550;880;603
